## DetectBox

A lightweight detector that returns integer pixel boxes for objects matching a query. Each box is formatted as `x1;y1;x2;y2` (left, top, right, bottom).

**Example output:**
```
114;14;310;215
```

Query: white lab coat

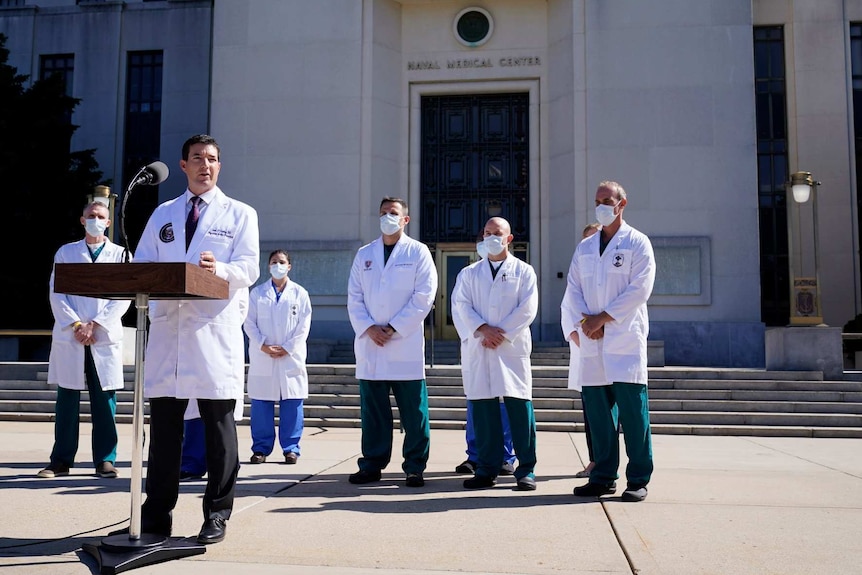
184;286;249;421
561;222;655;387
347;234;437;381
134;186;260;400
47;239;132;391
561;291;583;391
244;278;312;400
452;255;538;400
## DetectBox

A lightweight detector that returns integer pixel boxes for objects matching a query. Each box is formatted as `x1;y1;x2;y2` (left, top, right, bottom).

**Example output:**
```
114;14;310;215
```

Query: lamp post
786;171;825;326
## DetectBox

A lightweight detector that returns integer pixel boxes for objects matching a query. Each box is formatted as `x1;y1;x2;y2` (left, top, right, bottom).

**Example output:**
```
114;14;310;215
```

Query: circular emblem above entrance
453;7;493;48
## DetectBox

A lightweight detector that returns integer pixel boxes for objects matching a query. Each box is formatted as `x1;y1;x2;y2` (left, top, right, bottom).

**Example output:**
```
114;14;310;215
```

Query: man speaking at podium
133;134;260;544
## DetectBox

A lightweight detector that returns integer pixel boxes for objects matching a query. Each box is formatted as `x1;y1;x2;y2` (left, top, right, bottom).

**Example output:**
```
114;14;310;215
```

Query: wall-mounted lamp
785;171;825;326
89;185;118;242
790;171;818;204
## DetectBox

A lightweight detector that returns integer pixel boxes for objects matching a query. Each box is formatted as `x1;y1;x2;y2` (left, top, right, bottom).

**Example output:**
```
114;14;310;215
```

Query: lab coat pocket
204;237;233;260
603;321;644;355
390;267;416;288
607;249;633;276
258;302;272;316
578;254;596;277
281;353;304;376
578;335;600;357
247;347;271;376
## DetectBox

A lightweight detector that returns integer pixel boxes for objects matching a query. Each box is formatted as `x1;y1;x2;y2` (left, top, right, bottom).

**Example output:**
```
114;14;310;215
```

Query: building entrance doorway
419;92;529;338
434;245;480;340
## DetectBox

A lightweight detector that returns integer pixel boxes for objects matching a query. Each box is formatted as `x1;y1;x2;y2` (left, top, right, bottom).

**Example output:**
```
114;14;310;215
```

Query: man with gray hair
562;180;656;502
38;201;131;479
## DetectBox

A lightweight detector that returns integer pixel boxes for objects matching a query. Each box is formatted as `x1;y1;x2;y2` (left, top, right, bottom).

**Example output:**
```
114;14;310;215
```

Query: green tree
0;33;105;333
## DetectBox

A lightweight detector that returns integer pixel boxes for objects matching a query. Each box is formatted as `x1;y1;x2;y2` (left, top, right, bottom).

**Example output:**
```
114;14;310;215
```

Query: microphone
120;161;170;262
131;161;169;186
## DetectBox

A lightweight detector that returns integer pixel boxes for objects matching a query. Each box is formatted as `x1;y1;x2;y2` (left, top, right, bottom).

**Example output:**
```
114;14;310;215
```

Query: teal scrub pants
358;379;430;475
470;397;537;480
49;346;118;468
581;382;653;487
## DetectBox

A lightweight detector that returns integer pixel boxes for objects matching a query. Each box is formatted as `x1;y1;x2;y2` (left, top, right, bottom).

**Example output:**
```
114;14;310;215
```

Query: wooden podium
54;263;228;574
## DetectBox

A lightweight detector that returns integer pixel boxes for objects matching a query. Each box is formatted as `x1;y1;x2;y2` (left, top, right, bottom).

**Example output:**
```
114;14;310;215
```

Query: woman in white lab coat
244;250;312;464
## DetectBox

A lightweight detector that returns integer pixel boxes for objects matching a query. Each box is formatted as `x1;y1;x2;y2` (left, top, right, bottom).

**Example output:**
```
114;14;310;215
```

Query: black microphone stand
119;165;149;264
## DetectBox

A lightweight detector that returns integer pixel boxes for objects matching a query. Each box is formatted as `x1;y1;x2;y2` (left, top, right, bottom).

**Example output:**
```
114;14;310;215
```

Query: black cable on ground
0;517;129;551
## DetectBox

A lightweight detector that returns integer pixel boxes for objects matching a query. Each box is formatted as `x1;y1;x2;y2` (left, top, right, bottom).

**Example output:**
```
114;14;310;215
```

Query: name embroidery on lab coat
207;228;235;239
159;223;175;243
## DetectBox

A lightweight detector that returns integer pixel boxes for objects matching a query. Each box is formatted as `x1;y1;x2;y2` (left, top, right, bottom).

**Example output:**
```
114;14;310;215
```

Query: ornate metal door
420;93;529;338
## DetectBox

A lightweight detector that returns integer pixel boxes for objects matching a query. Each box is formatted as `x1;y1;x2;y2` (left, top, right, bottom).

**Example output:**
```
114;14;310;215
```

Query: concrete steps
2;361;862;437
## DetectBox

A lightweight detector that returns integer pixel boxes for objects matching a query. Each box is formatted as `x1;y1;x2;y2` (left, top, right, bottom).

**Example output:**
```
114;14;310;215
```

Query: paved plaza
0;421;860;575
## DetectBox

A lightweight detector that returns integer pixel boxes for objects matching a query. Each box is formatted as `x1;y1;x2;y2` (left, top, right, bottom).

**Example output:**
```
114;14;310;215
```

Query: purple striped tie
186;196;201;250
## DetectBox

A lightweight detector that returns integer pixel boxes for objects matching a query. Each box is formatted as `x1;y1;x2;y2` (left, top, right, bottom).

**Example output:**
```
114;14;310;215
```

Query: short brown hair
182;134;220;161
380;197;408;214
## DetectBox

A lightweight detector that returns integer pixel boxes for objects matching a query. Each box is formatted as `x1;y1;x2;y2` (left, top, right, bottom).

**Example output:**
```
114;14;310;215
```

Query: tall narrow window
123;50;163;250
40;54;74;127
40;54;74;96
850;24;862;305
754;26;789;326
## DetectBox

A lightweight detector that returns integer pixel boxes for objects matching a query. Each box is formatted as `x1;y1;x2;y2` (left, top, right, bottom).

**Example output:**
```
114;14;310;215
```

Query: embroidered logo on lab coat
364;260;372;269
613;253;625;268
159;223;174;243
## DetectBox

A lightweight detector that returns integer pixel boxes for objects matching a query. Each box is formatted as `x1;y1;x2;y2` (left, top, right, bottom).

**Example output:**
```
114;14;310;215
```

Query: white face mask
380;213;402;236
483;235;506;256
84;217;108;237
595;204;618;227
476;241;488;260
270;263;289;280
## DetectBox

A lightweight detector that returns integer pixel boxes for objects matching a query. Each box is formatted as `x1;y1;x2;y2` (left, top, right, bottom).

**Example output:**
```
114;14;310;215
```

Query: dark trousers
358;379;430;475
50;346;118;468
142;397;239;531
471;397;537;480
581;383;653;487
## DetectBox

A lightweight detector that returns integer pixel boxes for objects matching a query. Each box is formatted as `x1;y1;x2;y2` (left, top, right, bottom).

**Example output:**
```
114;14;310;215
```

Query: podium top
54;262;229;300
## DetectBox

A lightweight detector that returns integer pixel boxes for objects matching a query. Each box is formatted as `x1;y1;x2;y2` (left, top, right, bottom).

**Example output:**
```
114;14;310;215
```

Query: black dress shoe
405;473;424;487
348;469;382;484
197;517;227;544
463;475;496;489
573;481;617;497
455;459;477;474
